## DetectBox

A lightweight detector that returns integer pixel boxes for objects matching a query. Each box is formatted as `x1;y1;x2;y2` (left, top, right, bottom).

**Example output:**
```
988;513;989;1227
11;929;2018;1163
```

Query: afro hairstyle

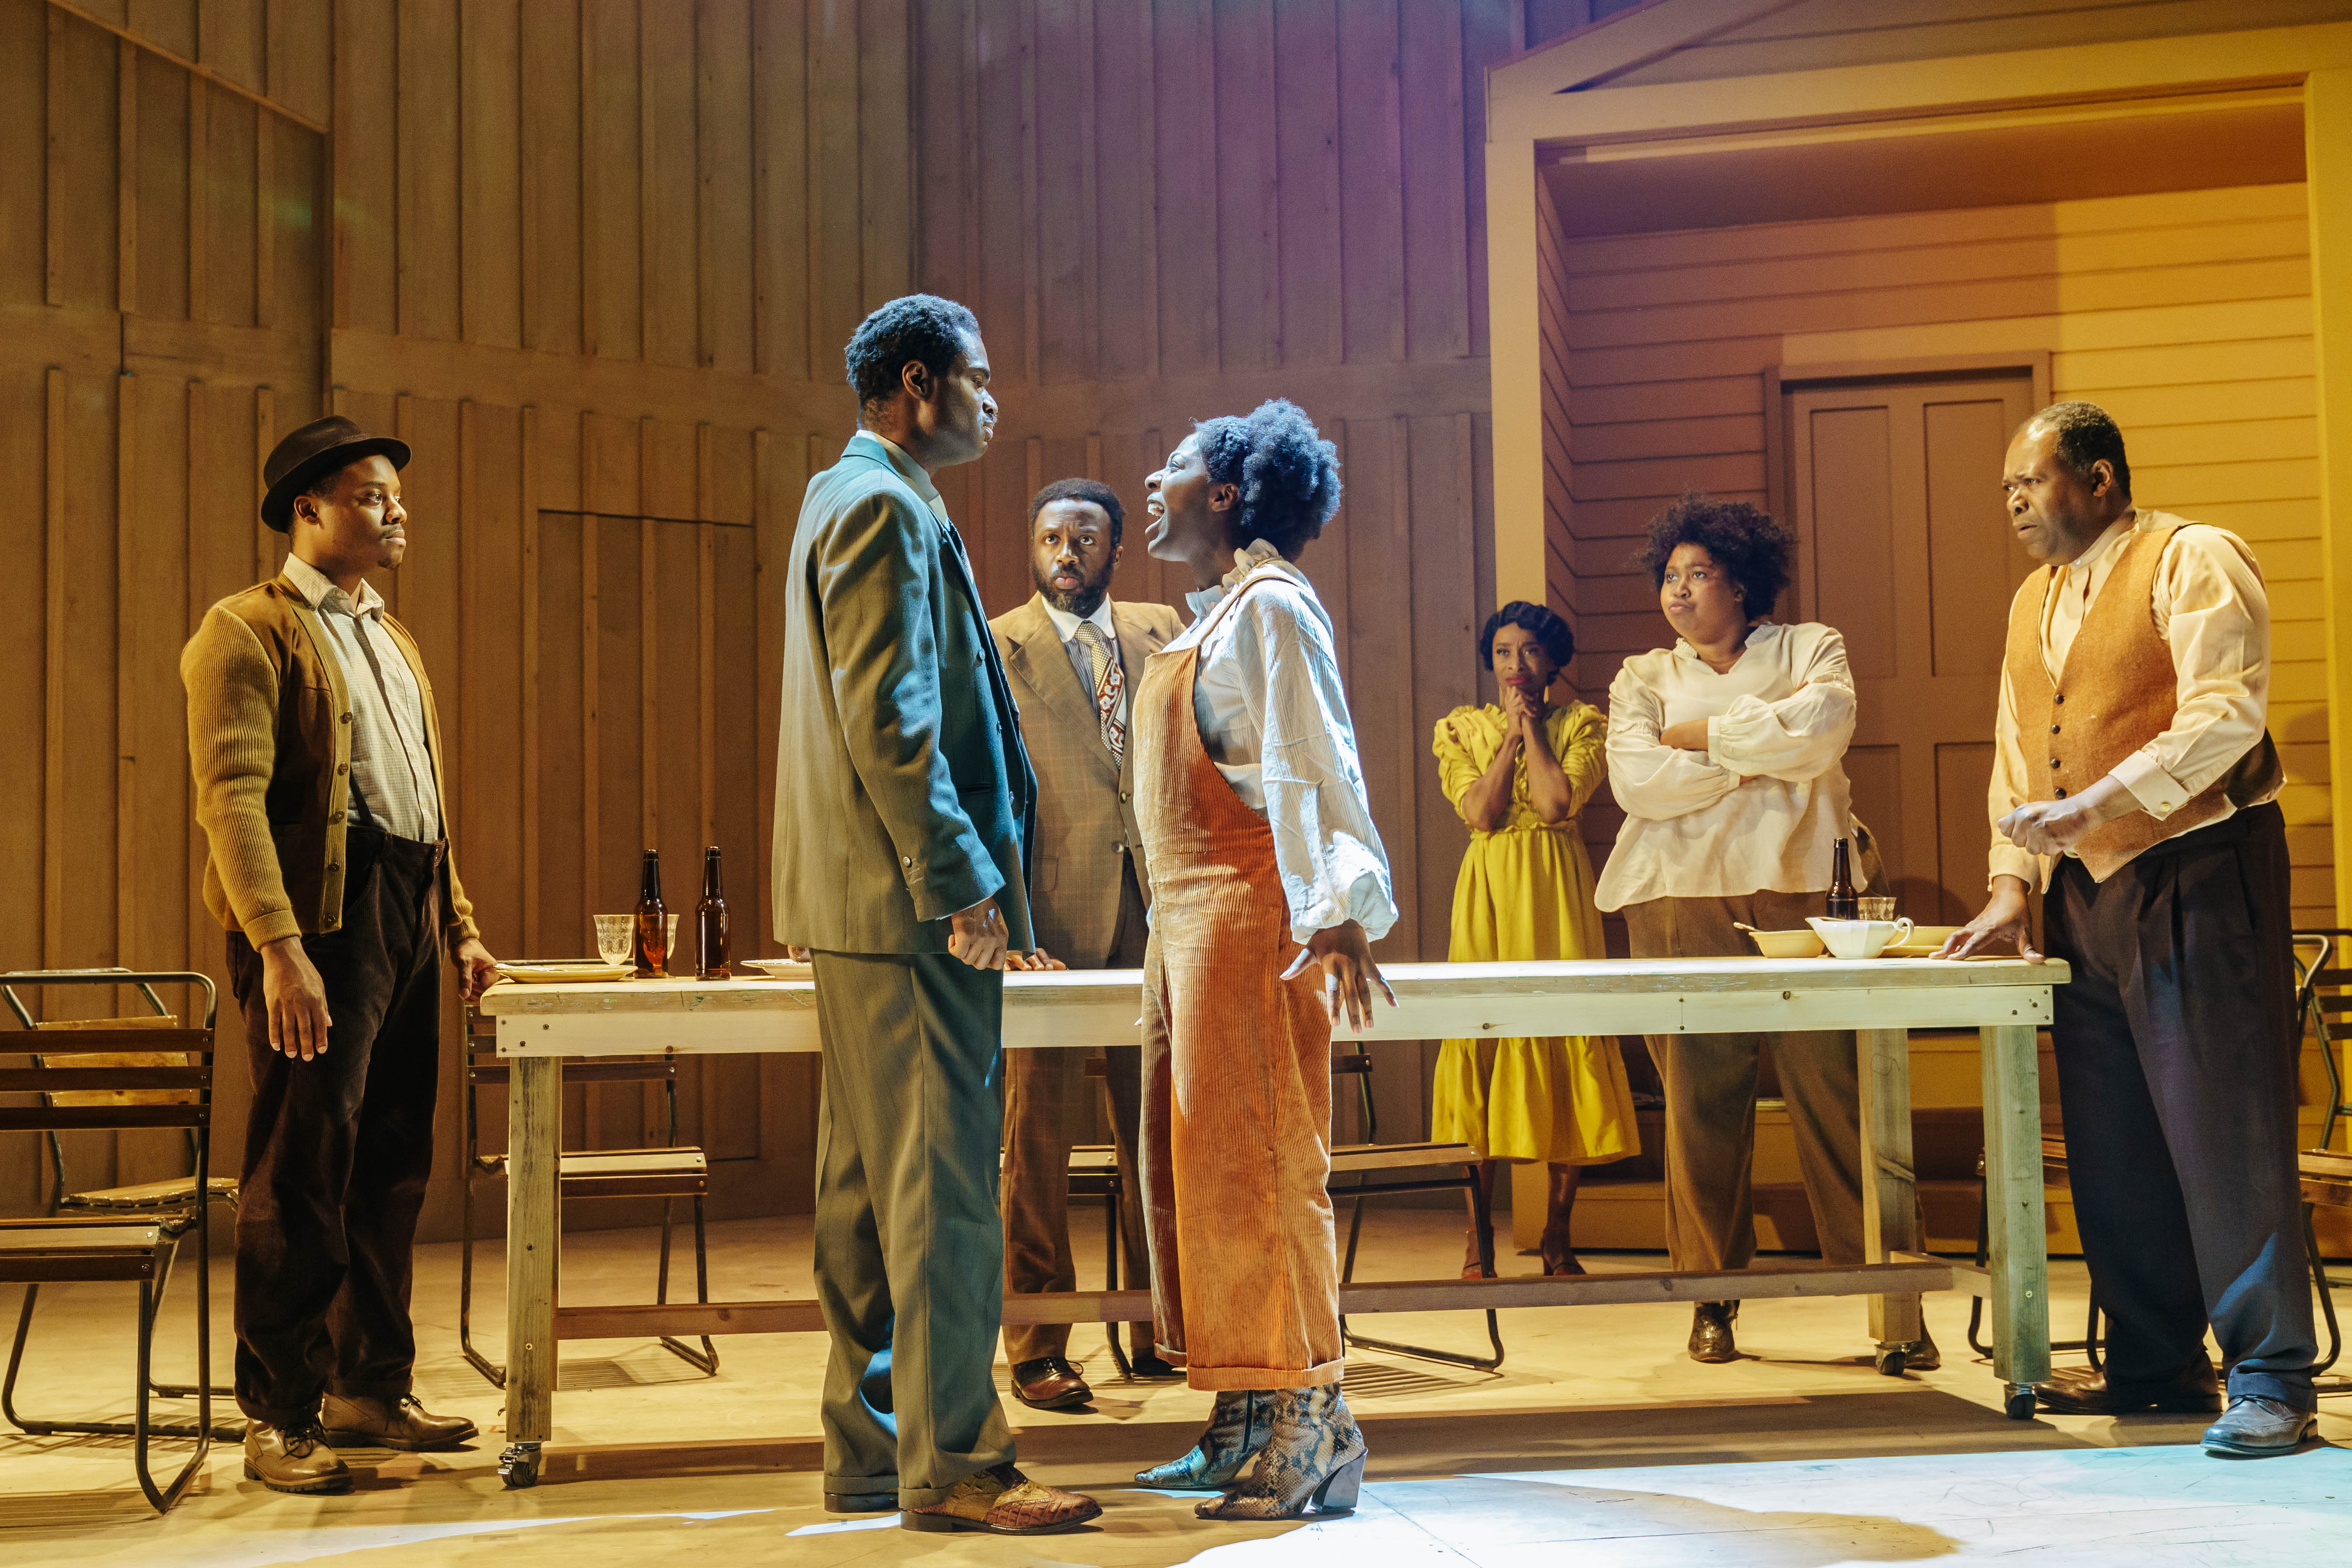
1192;398;1342;558
1633;495;1796;618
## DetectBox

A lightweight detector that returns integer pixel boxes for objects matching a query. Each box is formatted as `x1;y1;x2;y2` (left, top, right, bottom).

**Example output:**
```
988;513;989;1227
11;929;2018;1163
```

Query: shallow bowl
1745;928;1827;959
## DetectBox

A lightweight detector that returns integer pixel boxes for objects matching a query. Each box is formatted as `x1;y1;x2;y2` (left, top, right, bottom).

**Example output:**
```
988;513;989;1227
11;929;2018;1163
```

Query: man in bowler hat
182;415;498;1493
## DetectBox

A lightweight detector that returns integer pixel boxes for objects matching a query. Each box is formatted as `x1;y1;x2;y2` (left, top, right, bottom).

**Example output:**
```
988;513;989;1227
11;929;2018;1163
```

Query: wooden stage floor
2;1206;2346;1564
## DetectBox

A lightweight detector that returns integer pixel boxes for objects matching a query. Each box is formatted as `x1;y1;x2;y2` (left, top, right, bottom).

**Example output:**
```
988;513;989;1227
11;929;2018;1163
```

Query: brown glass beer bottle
633;849;668;978
1825;836;1859;921
696;846;730;980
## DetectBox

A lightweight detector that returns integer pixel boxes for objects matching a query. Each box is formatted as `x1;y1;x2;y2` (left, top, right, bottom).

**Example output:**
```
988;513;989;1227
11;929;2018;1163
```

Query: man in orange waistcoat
1941;401;2315;1456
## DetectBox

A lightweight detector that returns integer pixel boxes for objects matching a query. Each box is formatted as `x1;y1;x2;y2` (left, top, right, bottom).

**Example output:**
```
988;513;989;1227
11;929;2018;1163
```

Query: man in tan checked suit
990;479;1185;1410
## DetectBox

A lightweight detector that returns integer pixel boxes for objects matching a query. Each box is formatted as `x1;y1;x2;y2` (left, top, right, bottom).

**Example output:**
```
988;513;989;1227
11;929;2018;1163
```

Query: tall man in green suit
771;294;1098;1536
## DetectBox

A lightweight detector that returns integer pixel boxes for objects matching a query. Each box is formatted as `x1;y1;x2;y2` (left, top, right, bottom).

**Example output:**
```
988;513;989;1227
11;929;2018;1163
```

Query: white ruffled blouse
1161;540;1400;945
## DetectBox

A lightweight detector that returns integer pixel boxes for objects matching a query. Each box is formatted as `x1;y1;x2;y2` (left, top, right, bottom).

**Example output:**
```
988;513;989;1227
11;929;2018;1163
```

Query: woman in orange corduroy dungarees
1127;399;1400;1522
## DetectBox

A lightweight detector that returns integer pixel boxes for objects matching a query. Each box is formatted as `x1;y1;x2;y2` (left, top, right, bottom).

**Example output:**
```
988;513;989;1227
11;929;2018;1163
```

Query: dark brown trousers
226;826;445;1427
1000;859;1154;1363
2047;802;2315;1406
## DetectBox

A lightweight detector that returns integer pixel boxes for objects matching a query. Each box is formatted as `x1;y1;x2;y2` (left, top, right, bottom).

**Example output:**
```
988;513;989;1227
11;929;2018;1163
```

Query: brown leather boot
320;1392;479;1452
244;1421;352;1495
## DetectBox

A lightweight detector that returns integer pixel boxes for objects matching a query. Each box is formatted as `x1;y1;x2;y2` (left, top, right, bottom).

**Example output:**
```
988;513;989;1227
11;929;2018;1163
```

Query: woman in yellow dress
1432;601;1638;1277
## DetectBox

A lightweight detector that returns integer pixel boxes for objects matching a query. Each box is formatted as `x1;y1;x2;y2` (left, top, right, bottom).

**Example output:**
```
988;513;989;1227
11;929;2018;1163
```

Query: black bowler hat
261;415;411;532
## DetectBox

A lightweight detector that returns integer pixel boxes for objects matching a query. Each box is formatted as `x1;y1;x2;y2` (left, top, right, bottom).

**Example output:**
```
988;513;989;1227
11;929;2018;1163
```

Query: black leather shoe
2034;1362;2221;1415
1688;1301;1739;1364
1126;1351;1183;1380
1010;1356;1093;1411
2202;1395;2318;1456
1885;1327;1941;1372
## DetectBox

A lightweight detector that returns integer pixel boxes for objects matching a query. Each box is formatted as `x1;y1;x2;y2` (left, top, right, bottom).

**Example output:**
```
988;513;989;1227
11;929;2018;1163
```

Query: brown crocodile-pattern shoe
902;1464;1102;1534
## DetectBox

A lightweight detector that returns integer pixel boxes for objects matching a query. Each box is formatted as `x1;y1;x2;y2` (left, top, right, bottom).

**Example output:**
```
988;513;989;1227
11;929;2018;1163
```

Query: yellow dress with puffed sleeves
1429;702;1639;1165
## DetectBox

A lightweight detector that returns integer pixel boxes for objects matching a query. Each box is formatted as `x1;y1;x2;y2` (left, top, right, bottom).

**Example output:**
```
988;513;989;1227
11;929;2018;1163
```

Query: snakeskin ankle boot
1134;1389;1270;1490
1194;1383;1367;1520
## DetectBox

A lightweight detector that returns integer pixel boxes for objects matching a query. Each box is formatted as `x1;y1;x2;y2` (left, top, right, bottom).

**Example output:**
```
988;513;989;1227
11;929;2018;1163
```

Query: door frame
1763;351;2051;627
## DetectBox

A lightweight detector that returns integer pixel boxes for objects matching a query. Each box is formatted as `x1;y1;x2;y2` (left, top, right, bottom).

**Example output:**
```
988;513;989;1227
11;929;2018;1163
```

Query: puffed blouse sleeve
1434;707;1486;814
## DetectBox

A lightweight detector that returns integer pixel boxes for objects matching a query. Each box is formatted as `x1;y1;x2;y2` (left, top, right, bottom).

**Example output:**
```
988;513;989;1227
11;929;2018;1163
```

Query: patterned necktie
1073;621;1124;761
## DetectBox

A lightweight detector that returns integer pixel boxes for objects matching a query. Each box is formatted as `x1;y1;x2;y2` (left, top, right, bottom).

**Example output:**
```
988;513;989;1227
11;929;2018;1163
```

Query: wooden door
1780;370;2040;924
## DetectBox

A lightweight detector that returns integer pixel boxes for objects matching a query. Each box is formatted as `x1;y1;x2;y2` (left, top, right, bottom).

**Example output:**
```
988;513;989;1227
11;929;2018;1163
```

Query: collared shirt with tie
1041;597;1127;760
281;553;443;843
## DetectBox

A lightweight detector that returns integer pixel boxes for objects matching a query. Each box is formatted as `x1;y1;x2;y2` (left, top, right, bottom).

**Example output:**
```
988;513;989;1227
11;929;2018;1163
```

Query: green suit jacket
770;433;1037;954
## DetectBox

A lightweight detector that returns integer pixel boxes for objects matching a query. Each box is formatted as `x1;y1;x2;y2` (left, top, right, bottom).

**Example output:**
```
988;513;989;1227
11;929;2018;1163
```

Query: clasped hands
1934;777;2135;963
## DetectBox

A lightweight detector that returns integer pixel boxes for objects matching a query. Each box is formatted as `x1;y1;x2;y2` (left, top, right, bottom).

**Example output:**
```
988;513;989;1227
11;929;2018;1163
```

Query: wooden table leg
500;1052;560;1486
1979;1022;2051;1416
1858;1027;1922;1366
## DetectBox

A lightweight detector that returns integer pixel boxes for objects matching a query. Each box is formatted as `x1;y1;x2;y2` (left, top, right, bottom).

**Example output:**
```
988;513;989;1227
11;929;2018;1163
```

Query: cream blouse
1595;621;1856;911
1163;539;1400;945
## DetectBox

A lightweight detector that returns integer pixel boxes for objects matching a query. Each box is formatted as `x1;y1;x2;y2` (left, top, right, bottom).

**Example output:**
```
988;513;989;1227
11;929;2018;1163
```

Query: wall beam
2310;67;2352;922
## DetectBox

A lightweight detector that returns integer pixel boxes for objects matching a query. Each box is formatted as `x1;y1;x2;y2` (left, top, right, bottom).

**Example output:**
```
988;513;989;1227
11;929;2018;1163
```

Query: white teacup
1807;915;1913;959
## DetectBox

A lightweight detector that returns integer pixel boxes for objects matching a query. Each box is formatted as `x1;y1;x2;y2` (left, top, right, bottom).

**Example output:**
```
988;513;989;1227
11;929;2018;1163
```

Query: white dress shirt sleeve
2106;526;2271;819
1985;663;2043;890
1230;584;1400;944
1605;661;1741;822
1706;629;1858;782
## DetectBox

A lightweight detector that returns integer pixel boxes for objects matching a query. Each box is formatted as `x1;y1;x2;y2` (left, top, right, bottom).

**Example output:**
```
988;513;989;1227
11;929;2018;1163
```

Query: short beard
1038;575;1109;619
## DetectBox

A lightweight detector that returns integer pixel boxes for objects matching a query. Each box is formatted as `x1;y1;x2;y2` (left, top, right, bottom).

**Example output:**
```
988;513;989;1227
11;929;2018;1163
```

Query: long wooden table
481;956;2064;1488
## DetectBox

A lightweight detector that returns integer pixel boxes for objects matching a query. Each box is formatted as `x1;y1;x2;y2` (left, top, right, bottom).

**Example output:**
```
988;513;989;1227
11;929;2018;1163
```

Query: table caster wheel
1874;1345;1907;1376
499;1442;541;1489
2003;1384;2037;1421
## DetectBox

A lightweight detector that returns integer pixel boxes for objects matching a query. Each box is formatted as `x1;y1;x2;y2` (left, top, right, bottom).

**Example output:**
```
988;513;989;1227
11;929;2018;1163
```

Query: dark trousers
1002;861;1152;1363
2047;801;2315;1406
810;948;1015;1508
226;826;445;1427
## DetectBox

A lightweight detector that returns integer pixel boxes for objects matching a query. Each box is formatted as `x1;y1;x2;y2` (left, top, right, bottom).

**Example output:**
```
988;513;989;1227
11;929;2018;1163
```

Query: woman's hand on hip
1282;920;1398;1031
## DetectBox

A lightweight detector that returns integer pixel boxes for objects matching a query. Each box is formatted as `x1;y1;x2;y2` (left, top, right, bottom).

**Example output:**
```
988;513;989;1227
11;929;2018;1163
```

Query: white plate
739;959;815;981
492;962;633;985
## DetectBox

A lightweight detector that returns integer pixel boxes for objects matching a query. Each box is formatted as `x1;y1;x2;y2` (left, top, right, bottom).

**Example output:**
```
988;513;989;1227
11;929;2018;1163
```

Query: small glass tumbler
594;914;634;966
1857;897;1898;923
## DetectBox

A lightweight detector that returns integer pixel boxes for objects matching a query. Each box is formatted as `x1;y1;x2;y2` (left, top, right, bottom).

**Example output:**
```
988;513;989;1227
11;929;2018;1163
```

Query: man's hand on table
948;897;1009;971
259;937;333;1060
1934;876;2043;964
452;937;500;1004
1282;921;1399;1031
1003;948;1067;972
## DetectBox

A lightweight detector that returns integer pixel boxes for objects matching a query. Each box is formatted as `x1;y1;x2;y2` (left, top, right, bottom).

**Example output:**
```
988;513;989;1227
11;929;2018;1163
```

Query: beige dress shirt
1986;507;2273;890
281;554;443;842
1595;621;1857;911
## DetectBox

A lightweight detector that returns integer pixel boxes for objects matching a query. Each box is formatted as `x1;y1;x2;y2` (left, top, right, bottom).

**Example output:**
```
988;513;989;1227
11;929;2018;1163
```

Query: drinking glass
594;914;634;966
1857;897;1898;923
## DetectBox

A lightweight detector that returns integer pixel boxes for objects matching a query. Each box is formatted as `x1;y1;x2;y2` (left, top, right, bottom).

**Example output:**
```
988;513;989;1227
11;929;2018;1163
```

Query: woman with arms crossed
1596;497;1933;1371
1129;399;1398;1521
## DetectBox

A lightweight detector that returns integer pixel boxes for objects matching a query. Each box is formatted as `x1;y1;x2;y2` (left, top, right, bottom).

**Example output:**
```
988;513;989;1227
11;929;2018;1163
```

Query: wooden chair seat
1331;1140;1478;1176
476;1146;709;1199
0;1218;168;1284
2301;1149;2352;1210
61;1176;241;1211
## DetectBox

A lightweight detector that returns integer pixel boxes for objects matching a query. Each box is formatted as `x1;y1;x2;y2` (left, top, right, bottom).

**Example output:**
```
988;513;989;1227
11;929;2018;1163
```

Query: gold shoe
320;1392;479;1452
243;1420;352;1495
901;1463;1102;1534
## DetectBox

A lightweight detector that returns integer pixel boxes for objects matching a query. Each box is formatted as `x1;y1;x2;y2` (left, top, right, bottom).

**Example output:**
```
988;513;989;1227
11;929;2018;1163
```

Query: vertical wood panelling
6;0;1521;1219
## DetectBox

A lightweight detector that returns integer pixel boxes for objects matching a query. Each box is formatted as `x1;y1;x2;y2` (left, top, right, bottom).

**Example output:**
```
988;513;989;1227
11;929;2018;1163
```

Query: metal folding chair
0;969;227;1513
1330;1044;1505;1372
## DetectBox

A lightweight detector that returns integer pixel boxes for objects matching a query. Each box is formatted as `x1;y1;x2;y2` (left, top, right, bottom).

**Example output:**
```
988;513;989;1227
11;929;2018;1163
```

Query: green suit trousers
810;949;1017;1506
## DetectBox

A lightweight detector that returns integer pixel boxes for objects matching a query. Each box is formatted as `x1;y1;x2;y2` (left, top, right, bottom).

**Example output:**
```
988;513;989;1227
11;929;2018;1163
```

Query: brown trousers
226;826;445;1426
1000;860;1154;1363
1623;889;1865;1273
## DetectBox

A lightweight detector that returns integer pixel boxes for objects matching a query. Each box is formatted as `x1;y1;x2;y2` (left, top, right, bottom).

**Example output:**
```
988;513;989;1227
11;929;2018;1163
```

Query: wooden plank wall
1545;182;2335;933
1604;0;2352;86
905;0;1532;1140
5;0;1535;1222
